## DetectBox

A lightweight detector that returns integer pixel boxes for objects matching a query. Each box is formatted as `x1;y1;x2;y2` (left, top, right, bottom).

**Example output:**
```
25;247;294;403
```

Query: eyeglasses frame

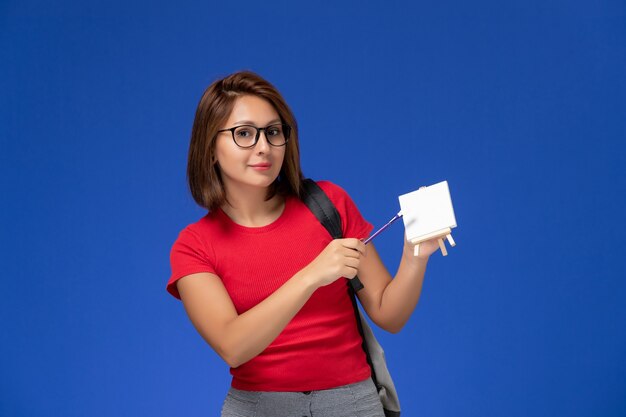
217;123;291;149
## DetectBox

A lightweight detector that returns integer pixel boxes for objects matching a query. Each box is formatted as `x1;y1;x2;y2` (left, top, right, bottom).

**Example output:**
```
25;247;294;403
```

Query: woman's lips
250;163;271;171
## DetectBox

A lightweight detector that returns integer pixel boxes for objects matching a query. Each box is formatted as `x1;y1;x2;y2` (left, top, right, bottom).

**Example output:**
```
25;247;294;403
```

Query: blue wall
1;1;625;416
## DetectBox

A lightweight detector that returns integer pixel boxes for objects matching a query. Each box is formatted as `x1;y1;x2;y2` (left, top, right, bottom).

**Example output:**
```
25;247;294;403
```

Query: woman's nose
254;130;271;153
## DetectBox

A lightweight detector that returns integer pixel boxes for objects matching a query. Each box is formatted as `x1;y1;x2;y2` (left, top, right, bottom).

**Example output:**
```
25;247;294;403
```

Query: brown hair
187;71;303;211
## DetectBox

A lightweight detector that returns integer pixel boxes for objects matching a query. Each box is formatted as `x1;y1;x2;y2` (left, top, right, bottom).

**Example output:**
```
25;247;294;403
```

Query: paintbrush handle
363;212;403;245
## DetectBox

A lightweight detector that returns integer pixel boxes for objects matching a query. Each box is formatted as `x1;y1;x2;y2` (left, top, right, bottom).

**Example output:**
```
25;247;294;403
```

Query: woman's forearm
377;248;429;333
220;270;318;368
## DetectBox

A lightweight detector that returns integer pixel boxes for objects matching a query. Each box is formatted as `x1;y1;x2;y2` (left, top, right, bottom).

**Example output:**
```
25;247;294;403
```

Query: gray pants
220;378;385;417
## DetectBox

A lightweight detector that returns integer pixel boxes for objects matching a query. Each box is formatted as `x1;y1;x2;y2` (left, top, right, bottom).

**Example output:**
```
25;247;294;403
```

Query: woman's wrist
293;268;321;294
402;243;430;266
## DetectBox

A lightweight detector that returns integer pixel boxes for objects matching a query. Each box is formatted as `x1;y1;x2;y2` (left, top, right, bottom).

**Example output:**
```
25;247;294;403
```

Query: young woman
167;71;440;417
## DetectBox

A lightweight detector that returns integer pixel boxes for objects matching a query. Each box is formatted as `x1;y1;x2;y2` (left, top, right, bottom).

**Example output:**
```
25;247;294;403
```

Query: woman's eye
235;128;253;138
267;127;281;136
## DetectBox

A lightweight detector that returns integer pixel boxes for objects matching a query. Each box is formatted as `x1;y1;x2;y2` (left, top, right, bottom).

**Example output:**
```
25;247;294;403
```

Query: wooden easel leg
438;238;448;256
446;234;456;247
414;243;420;257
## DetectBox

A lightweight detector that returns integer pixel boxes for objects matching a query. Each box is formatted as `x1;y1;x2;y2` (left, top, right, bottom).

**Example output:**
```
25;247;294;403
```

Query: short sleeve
317;181;373;240
167;225;216;300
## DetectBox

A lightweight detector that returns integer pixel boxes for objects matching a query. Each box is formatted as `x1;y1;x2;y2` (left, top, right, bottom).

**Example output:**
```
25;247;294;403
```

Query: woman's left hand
403;235;441;261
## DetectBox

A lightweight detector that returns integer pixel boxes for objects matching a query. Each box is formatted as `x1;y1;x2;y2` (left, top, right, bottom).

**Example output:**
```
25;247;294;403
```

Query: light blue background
1;1;625;416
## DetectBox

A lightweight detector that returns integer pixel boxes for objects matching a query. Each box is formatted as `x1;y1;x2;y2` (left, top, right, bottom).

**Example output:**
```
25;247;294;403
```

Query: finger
343;265;359;279
344;256;360;270
356;240;366;255
340;238;359;248
341;238;366;255
351;239;366;254
342;247;361;259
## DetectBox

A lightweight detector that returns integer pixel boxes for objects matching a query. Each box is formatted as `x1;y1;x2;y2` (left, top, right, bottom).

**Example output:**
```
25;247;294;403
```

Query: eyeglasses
217;123;291;149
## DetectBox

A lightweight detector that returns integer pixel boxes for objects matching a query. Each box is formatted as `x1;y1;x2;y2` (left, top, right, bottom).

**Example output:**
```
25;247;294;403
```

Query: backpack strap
300;179;377;379
300;179;400;417
300;179;364;292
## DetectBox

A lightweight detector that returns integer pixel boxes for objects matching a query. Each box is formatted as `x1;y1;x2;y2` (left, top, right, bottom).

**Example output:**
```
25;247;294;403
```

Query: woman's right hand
303;238;366;288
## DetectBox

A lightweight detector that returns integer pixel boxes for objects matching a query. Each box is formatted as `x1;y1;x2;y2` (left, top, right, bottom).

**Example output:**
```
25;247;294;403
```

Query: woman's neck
220;185;285;227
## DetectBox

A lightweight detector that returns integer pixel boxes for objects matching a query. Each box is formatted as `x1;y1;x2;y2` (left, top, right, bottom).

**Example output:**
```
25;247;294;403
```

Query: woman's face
215;95;286;195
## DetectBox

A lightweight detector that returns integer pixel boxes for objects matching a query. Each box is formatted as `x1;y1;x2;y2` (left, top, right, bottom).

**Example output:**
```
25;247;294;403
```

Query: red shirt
167;181;373;391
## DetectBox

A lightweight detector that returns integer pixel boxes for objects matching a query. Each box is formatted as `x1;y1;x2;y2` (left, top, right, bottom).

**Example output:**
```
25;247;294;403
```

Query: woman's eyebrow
233;118;281;126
